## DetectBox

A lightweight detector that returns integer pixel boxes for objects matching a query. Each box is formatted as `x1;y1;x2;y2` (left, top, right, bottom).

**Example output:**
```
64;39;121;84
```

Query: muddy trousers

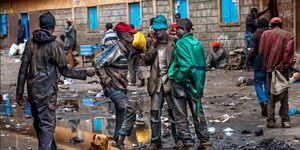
105;86;136;139
29;95;57;150
150;87;179;143
266;72;290;123
66;46;78;69
172;82;210;146
128;54;144;84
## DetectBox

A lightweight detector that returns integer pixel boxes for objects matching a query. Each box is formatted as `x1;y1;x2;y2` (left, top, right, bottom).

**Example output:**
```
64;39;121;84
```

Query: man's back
259;28;294;72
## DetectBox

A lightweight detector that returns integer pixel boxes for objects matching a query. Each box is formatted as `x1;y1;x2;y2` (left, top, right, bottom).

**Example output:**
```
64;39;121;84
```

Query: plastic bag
270;68;290;95
9;44;18;56
132;32;146;51
18;43;26;55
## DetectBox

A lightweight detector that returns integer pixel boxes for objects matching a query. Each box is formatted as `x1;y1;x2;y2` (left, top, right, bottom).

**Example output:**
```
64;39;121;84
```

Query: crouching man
16;12;95;150
168;19;211;150
93;22;137;150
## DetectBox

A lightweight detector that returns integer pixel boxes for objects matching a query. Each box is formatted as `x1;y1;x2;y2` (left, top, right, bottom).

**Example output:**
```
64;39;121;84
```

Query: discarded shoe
70;137;84;144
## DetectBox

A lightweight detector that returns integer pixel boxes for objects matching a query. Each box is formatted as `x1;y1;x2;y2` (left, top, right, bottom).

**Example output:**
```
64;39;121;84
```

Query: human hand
16;94;24;106
87;68;96;77
150;32;157;44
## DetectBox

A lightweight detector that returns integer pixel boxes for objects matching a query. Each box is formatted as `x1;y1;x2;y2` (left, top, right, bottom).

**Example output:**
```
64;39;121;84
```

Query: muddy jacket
168;32;206;100
93;42;130;91
64;25;76;48
144;35;176;95
16;29;87;101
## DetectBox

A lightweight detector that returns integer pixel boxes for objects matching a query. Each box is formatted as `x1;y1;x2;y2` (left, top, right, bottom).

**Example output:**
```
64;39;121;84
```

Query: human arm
51;43;89;79
282;34;294;69
16;42;30;105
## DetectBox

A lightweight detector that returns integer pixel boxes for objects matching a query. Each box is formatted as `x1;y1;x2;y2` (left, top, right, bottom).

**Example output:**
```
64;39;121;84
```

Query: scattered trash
88;80;100;84
239;138;293;149
288;108;299;116
9;44;18;56
70;137;84;144
223;128;234;136
207;127;216;135
58;85;70;89
64;78;74;85
255;129;264;136
239;96;252;100
18;42;26;55
15;123;21;129
223;102;235;106
241;130;252;134
14;59;21;63
95;93;102;98
209;114;235;123
87;90;95;94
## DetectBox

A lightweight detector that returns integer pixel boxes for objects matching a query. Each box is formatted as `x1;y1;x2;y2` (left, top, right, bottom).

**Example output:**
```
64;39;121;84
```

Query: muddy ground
1;50;300;150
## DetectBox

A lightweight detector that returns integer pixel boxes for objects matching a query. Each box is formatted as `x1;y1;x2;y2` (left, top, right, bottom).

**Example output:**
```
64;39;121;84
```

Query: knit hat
114;22;137;33
39;12;56;30
152;15;168;30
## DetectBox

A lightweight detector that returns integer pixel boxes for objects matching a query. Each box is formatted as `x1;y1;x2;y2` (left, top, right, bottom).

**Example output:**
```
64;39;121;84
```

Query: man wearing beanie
93;22;137;150
16;11;95;150
246;18;270;117
259;17;294;128
144;15;180;149
206;41;228;69
168;19;211;150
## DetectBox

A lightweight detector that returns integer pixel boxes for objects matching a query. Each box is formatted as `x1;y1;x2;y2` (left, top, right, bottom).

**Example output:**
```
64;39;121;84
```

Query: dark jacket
17;23;26;44
64;25;77;48
16;29;87;103
144;35;176;95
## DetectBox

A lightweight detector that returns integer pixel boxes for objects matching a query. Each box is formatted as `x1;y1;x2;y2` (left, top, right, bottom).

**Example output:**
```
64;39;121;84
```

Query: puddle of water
0;91;152;150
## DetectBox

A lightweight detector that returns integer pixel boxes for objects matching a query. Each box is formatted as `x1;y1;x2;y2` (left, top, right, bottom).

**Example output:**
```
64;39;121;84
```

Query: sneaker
281;122;291;128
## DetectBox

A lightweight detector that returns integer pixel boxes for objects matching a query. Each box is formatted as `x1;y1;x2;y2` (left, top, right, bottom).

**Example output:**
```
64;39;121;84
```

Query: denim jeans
245;32;254;68
254;70;268;104
104;85;136;138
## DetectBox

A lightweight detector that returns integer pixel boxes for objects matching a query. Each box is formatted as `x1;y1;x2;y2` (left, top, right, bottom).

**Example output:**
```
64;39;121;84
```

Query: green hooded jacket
168;32;206;100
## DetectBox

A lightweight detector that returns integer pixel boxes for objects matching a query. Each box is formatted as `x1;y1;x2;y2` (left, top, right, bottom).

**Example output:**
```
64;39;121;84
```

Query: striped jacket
93;42;129;90
103;29;118;47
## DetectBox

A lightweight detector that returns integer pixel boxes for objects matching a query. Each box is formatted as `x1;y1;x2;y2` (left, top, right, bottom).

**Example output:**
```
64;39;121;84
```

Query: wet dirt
1;51;300;150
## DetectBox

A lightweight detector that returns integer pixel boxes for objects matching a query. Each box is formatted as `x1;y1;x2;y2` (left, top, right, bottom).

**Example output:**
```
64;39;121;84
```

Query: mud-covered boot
266;120;276;128
260;102;268;117
281;121;291;128
199;142;212;150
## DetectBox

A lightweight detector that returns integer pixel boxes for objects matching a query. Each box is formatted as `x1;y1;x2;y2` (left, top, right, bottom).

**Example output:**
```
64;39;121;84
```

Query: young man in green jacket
168;19;211;150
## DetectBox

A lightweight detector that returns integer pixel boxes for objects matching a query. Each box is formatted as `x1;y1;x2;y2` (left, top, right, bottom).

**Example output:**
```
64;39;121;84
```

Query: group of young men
16;12;210;150
15;7;295;150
